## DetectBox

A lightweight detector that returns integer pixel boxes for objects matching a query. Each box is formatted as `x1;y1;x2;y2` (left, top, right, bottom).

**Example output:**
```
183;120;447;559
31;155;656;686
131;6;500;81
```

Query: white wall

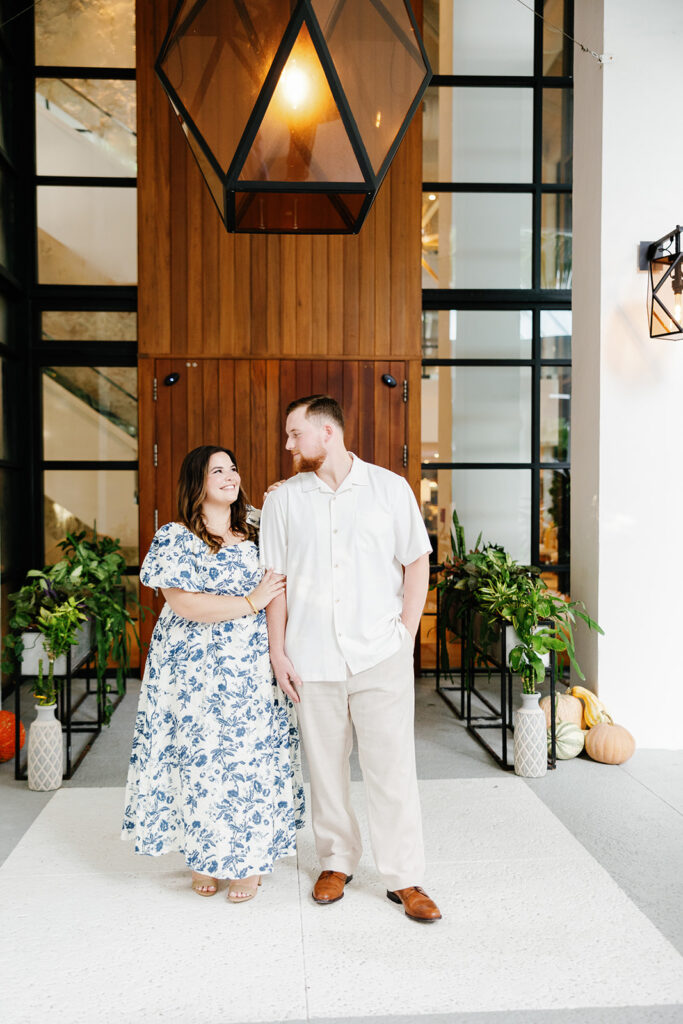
572;0;683;748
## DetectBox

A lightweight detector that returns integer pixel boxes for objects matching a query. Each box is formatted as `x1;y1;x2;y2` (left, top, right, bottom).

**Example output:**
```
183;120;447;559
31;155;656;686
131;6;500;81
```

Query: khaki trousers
295;630;425;892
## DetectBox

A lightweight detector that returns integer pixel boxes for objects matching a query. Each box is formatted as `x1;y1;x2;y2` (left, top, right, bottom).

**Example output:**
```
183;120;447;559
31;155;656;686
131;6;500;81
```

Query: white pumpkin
548;720;585;760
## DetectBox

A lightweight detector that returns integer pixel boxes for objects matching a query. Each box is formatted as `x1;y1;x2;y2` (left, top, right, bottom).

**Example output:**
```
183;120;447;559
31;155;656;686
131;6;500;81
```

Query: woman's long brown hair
177;446;258;553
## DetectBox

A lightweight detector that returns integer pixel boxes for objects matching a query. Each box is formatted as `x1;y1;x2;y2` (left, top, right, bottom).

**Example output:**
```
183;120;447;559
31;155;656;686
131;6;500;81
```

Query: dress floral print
122;522;305;879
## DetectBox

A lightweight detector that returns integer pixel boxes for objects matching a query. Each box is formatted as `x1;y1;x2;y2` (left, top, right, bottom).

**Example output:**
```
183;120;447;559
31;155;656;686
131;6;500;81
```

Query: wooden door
138;357;409;646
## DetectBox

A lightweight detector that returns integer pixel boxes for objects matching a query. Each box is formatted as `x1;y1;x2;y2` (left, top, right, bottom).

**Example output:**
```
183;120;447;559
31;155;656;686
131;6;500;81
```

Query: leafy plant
434;510;603;694
2;530;146;720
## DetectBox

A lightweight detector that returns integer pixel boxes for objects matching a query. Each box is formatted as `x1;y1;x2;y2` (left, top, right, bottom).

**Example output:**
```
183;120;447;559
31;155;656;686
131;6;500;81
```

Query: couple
122;395;441;922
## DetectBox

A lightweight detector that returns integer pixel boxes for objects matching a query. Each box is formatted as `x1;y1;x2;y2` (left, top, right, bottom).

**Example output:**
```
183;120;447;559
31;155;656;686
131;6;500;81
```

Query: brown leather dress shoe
312;870;353;904
387;886;442;922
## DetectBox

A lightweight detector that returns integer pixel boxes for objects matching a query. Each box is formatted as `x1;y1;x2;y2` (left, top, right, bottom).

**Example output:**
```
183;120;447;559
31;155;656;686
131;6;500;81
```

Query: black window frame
421;0;574;588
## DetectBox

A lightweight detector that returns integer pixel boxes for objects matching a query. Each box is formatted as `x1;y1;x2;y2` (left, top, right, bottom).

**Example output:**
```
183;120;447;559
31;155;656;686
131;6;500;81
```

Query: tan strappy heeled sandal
227;875;261;903
191;871;218;897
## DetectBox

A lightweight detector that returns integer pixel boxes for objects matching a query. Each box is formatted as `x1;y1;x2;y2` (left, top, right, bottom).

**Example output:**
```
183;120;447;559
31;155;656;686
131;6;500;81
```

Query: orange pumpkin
0;710;26;762
539;692;585;730
585;722;635;765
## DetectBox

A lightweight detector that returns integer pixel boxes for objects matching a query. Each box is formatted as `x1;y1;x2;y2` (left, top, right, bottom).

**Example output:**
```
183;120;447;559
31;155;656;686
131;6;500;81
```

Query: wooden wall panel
137;0;423;362
136;0;426;639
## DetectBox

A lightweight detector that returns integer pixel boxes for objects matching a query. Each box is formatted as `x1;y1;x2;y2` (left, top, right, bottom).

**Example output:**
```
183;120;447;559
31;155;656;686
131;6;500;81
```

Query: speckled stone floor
1;676;682;1024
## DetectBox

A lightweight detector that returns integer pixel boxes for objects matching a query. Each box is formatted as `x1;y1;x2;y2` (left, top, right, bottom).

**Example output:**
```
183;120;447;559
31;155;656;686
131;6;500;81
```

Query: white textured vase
514;692;547;778
28;704;63;791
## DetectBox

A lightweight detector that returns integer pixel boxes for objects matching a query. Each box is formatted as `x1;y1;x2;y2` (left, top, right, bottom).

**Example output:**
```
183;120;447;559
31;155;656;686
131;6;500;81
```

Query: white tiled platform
2;779;683;1024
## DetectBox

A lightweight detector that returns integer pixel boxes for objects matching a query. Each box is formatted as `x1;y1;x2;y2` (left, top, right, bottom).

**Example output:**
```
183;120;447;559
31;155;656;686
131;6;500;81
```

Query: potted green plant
435;510;603;777
3;531;144;757
3;574;89;791
50;530;145;718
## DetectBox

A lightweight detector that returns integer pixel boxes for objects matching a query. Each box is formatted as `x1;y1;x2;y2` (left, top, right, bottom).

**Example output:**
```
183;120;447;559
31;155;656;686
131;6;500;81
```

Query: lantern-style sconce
156;0;431;234
640;225;683;338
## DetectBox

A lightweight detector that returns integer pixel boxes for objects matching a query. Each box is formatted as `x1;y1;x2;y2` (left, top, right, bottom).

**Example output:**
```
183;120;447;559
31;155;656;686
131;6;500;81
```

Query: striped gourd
568;686;613;728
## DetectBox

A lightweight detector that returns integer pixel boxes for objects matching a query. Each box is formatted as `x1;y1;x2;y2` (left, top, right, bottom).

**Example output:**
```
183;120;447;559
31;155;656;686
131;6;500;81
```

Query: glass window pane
543;0;572;76
423;309;532;360
423;0;438;72
541;192;572;289
540;468;570;565
41;311;137;342
423;192;532;289
36;79;136;178
38;186;137;285
422;365;531;464
540;367;570;463
35;0;135;68
43;366;138;461
427;0;533;75
423;87;533;184
540;569;570;596
44;469;139;565
541;309;571;358
420;467;531;565
543;89;572;184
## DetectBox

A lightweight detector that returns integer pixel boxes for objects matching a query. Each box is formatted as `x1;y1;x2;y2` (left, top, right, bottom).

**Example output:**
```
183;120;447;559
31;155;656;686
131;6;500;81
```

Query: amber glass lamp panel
234;191;366;232
240;23;365;184
312;0;427;174
649;256;683;337
160;0;295;174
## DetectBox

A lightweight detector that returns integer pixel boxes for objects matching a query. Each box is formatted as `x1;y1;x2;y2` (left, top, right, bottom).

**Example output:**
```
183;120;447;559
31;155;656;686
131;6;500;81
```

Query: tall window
420;0;572;599
32;1;139;654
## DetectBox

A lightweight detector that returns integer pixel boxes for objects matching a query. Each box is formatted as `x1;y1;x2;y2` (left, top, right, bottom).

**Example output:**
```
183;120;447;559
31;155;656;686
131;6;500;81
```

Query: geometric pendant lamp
156;0;431;233
645;225;683;338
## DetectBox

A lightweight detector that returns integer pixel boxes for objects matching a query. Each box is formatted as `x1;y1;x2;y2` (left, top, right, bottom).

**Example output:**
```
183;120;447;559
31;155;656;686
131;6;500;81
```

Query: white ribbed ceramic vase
28;704;63;791
513;692;547;778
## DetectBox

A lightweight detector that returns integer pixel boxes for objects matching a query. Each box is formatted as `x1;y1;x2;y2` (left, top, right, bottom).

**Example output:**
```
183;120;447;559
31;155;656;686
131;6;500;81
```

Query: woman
122;446;304;902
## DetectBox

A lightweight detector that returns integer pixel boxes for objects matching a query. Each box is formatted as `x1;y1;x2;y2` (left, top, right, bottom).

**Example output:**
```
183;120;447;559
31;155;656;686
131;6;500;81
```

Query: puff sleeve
139;522;203;592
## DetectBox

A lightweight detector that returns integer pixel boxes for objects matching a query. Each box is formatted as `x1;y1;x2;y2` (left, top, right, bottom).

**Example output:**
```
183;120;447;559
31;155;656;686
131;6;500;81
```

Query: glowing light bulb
279;60;309;110
428;193;436;201
375;111;382;128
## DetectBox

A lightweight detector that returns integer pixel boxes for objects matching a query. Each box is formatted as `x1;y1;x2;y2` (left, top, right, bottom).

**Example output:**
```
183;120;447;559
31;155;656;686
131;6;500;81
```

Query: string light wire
0;0;42;32
512;0;610;64
3;0;609;66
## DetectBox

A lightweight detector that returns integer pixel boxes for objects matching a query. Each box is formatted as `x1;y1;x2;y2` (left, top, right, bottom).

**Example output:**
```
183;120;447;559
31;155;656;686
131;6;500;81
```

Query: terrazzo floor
1;677;682;1024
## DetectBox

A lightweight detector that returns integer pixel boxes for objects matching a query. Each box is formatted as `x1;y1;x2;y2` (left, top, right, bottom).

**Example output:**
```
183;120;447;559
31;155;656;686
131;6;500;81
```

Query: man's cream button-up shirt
259;454;431;681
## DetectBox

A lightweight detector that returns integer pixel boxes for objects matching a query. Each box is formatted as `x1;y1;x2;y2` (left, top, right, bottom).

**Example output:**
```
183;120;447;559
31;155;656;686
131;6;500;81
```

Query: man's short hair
286;394;345;432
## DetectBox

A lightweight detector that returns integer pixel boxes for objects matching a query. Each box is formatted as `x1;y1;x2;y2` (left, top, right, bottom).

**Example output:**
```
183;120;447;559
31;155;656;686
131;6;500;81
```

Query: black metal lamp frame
155;0;431;234
640;225;683;338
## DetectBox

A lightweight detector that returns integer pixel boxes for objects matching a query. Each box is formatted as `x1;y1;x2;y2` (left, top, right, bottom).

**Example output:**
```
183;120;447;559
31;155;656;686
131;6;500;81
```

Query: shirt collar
300;453;369;493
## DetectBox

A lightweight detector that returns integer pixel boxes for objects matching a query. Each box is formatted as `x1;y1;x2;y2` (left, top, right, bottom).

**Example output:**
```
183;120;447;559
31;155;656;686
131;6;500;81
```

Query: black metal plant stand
435;599;557;772
13;644;127;781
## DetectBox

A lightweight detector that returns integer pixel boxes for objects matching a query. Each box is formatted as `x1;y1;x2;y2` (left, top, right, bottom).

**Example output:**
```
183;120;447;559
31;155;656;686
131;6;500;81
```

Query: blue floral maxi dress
122;522;305;879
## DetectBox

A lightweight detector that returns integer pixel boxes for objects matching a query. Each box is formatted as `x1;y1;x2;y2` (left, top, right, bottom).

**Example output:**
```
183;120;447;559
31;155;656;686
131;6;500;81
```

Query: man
260;394;441;923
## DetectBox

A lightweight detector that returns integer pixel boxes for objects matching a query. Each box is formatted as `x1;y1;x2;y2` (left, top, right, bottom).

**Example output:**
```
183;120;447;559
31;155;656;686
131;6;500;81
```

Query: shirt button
333;529;338;534
335;598;340;603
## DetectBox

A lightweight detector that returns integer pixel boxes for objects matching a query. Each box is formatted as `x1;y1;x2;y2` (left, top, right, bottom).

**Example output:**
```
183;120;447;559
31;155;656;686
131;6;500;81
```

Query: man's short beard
292;450;326;474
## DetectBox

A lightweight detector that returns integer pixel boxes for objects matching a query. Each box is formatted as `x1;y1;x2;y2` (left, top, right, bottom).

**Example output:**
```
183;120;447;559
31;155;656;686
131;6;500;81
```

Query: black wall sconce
156;0;431;234
640;225;683;338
